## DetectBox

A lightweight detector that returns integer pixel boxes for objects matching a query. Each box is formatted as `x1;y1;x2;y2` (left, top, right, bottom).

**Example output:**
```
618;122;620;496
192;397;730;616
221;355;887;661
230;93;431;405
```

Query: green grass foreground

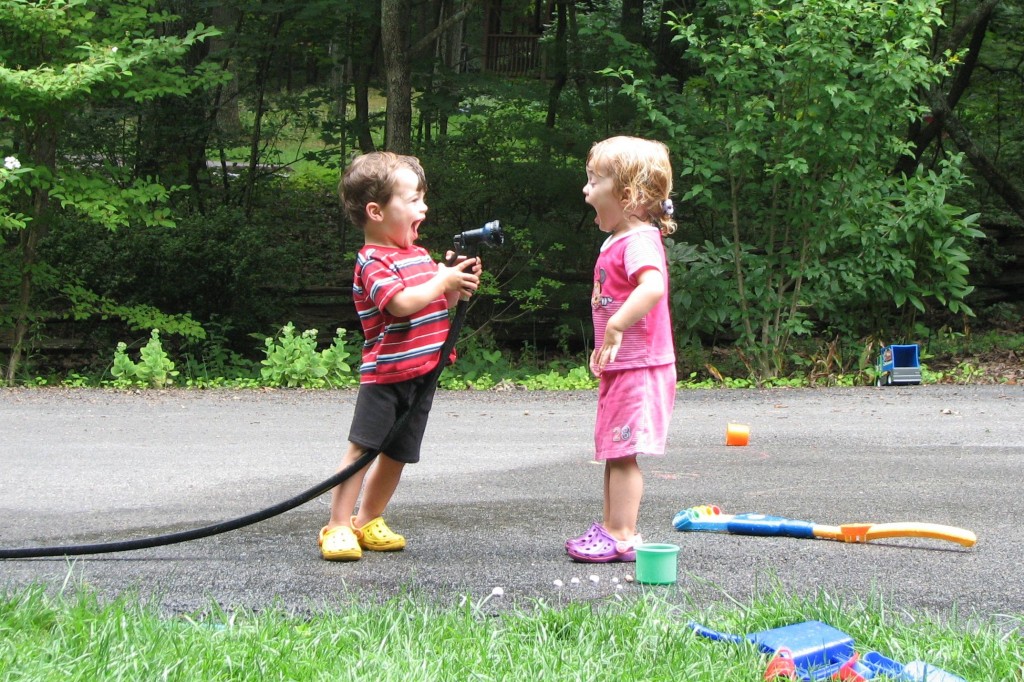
1;586;1021;681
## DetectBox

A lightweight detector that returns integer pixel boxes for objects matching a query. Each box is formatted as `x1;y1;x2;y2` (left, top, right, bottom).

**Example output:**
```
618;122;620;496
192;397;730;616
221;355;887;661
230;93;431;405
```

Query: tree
895;0;1024;220
381;0;414;153
381;0;478;153
604;0;985;379
0;0;218;383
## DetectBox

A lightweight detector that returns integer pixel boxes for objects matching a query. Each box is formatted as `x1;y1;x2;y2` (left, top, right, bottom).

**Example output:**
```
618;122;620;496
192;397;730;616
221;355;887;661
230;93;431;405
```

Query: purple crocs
567;524;642;563
566;522;605;553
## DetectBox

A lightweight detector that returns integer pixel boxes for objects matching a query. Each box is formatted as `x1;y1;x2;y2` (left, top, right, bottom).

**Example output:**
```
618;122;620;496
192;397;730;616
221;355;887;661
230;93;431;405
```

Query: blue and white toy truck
876;344;921;386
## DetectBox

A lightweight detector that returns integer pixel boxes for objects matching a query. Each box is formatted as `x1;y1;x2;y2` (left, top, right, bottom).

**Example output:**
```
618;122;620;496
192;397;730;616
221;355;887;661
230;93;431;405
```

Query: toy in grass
689;619;966;681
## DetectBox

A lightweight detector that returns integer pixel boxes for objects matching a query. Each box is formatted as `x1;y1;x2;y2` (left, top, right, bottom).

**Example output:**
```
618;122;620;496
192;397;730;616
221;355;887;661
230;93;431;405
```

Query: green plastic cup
635;543;680;585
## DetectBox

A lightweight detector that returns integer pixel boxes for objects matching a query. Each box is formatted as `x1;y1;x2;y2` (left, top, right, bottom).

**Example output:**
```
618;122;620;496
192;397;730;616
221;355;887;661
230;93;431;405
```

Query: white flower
4;156;21;170
111;46;118;53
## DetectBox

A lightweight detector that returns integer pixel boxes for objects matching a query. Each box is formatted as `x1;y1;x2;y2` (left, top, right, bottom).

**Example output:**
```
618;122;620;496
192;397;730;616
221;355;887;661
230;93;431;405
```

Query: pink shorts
594;364;676;461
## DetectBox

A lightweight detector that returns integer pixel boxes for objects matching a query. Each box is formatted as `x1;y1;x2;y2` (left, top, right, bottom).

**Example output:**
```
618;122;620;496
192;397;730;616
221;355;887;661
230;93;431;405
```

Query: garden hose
0;299;471;560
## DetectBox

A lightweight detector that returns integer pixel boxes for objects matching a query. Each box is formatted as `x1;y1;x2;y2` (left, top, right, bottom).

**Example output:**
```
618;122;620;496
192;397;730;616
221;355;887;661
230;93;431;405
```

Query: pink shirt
591;226;675;371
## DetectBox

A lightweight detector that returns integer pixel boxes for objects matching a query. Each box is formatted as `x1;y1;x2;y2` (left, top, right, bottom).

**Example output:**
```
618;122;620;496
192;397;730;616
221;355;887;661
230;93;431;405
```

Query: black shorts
347;373;438;464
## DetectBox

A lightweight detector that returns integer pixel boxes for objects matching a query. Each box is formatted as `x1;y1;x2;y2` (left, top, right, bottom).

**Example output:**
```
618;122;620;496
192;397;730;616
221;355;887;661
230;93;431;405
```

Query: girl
567;136;677;563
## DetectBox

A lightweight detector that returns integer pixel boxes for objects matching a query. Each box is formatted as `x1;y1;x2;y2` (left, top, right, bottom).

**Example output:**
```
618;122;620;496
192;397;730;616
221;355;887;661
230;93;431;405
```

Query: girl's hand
591;268;664;373
591;326;623;376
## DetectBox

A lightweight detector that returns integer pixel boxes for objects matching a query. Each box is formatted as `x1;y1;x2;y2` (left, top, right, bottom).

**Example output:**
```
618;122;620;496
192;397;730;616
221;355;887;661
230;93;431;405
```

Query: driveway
1;385;1020;621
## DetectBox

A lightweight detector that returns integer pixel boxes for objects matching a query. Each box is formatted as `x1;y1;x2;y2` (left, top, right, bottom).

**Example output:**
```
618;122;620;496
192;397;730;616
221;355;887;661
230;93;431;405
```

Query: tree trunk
929;90;1024;221
653;0;699;81
568;1;593;125
545;1;568;130
211;3;243;138
621;0;644;43
242;11;284;218
352;31;379;155
894;0;997;177
382;0;413;154
5;125;58;385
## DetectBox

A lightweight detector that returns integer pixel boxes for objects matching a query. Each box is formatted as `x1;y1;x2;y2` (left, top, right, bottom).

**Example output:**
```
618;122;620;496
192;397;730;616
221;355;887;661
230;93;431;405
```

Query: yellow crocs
351;516;406;551
319;525;362;561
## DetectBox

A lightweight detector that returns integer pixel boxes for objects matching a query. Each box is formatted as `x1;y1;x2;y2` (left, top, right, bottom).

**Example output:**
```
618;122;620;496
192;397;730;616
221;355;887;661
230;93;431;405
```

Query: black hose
0;299;471;560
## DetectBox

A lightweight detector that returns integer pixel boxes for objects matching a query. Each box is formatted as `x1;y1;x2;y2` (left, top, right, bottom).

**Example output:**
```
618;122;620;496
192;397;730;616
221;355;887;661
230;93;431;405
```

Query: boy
319;152;481;561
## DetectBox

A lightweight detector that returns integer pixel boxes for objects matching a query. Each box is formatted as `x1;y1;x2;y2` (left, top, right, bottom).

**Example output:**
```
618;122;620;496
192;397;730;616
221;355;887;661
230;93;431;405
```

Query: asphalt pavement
1;385;1021;623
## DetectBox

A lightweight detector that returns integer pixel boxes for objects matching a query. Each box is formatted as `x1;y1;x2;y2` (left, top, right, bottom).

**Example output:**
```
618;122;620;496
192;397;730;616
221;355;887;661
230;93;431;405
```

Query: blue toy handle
687;621;743;644
726;514;817;539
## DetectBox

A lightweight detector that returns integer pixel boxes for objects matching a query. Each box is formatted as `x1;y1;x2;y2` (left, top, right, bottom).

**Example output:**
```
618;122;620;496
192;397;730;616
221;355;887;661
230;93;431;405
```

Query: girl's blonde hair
587;136;676;236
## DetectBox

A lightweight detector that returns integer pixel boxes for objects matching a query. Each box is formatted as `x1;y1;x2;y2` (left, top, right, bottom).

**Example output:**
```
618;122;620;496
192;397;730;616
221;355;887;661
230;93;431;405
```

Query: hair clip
661;199;674;217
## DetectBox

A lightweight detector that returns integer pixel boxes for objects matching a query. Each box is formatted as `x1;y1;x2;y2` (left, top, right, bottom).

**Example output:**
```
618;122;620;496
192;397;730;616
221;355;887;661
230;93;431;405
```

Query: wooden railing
484;34;541;76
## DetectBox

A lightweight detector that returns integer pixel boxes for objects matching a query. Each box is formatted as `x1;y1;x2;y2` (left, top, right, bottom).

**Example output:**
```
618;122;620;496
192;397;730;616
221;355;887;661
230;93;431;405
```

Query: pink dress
591;227;676;460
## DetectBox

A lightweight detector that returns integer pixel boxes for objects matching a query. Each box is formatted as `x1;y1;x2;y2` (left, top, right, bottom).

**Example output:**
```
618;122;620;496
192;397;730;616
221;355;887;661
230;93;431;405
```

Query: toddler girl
567;136;676;563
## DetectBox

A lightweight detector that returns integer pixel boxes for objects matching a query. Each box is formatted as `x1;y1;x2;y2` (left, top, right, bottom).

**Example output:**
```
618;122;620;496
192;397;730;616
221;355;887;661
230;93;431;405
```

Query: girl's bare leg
604;456;643;541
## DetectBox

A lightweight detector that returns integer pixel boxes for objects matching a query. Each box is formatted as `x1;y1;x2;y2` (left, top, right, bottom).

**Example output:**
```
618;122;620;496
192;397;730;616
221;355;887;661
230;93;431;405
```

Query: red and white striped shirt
354;245;451;384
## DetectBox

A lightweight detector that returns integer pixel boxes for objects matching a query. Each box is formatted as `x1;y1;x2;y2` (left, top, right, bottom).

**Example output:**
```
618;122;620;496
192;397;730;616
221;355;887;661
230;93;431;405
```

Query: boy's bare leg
604;456;643;541
326;441;374;529
353;454;405;527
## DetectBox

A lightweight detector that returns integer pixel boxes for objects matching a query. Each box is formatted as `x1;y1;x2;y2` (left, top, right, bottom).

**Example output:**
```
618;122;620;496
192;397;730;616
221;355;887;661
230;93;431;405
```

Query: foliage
0;0;223;382
4;1;1022;385
20;321;1024;389
180;318;259;387
41;203;315;351
110;329;178;388
602;0;985;380
439;337;510;390
63;284;206;340
418;115;595;350
0;157;30;233
259;322;358;388
517;363;598;390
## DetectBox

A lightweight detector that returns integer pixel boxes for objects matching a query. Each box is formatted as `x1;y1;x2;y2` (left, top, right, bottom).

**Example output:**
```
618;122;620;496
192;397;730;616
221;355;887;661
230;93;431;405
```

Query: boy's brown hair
339;152;427;227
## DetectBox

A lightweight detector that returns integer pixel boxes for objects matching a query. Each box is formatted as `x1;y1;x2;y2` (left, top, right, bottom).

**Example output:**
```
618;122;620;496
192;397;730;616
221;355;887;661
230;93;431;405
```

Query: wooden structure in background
481;0;552;76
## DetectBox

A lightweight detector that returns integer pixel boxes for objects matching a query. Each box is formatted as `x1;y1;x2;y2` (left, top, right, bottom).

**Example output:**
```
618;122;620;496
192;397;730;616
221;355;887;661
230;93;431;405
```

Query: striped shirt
591;226;675;371
354;245;451;384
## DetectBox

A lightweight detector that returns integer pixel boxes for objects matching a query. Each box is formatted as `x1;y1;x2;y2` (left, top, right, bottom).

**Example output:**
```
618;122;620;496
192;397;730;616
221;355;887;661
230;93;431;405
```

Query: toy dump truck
876;344;921;386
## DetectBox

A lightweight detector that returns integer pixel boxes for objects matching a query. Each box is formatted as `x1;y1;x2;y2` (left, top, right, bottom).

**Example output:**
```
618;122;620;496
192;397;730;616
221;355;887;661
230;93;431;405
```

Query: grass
2;585;1021;681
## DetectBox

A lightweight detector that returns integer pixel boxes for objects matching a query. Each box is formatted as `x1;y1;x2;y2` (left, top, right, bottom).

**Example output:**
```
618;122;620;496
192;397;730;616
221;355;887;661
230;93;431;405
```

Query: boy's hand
440;253;481;301
385;256;482;316
444;251;483;274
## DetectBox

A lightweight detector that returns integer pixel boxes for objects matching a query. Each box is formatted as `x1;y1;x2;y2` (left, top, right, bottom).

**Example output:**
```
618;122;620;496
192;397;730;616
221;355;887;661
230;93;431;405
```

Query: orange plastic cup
726;423;750;446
